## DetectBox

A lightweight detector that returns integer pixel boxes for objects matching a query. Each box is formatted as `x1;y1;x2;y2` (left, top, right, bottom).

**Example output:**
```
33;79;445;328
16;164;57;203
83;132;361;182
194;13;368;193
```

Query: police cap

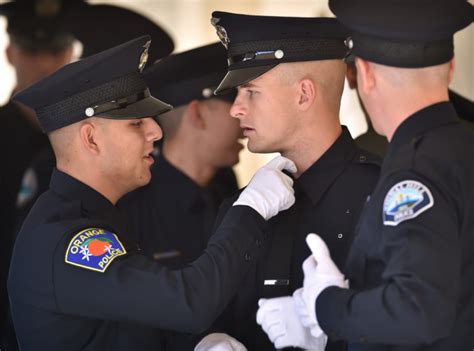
0;0;86;53
13;36;172;133
329;0;473;68
144;42;236;107
72;4;174;61
210;12;349;94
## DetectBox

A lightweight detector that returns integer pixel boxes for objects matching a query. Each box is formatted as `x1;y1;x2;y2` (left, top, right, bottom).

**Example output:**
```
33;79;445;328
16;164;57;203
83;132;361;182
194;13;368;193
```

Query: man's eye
247;90;257;97
131;120;143;126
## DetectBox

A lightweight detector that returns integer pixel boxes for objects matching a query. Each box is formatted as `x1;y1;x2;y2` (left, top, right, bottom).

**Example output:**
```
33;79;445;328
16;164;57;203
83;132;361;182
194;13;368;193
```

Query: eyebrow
239;82;259;89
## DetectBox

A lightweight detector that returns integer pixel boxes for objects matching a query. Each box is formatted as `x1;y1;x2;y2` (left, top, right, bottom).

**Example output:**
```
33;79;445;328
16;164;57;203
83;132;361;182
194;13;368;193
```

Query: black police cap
329;0;473;68
144;43;236;108
72;4;174;62
13;36;172;133
0;0;87;53
210;12;349;95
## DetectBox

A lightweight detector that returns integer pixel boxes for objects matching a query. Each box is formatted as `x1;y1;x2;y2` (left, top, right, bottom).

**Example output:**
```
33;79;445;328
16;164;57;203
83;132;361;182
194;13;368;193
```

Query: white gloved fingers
265;155;297;174
256;299;282;325
195;333;247;351
267;323;286;343
309;325;325;339
306;233;343;276
302;255;317;276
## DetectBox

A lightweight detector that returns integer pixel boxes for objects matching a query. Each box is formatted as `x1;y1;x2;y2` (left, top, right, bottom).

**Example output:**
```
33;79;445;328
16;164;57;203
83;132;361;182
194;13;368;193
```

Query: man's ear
186;100;206;130
297;78;316;111
79;121;100;155
355;57;376;95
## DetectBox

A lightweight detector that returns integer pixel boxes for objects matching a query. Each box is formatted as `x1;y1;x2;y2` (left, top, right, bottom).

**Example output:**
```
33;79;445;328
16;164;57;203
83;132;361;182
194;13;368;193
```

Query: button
244;252;251;261
274;49;284;59
255;239;262;248
345;209;351;214
359;155;367;162
337;233;343;239
85;107;95;117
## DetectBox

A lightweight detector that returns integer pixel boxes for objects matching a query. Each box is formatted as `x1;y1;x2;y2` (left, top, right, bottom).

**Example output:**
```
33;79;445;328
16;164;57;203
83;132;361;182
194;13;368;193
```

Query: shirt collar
297;127;358;205
387;102;459;156
49;168;127;232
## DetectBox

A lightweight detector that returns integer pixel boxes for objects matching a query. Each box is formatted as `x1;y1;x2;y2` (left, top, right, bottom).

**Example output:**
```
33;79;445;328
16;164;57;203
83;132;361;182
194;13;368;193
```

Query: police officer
7;36;297;351
119;42;242;350
258;1;474;350
197;13;381;350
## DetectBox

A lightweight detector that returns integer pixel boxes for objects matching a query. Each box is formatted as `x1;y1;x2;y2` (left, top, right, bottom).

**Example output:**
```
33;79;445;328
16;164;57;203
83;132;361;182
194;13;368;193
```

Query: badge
383;180;434;226
138;40;151;72
65;228;127;272
211;17;230;49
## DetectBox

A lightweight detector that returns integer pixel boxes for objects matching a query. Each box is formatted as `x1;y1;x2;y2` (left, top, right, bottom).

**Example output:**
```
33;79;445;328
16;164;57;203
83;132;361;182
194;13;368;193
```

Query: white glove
295;233;349;337
233;156;297;220
256;296;327;350
194;333;247;351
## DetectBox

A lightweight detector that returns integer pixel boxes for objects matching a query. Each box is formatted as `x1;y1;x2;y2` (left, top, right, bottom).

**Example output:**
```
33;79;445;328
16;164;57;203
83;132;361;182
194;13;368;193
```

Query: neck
281;112;342;178
377;88;449;141
57;163;123;205
162;140;217;187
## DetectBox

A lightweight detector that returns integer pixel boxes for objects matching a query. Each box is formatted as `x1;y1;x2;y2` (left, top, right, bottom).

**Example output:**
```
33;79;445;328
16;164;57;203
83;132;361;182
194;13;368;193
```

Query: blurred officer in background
197;12;381;351
8;35;297;351
257;1;474;350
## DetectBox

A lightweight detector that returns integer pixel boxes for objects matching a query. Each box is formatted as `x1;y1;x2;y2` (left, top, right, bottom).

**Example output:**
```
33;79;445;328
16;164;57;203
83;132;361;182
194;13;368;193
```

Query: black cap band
36;72;147;132
351;33;454;68
228;37;347;69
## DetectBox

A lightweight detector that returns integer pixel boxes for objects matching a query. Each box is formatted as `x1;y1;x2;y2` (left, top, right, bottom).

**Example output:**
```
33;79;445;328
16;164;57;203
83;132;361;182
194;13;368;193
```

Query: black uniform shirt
8;169;267;351
213;127;381;351
317;102;474;351
120;155;221;268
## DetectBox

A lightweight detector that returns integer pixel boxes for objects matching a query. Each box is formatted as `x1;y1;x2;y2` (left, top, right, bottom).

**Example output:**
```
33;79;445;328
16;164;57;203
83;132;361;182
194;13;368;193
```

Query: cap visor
102;96;172;120
215;64;277;95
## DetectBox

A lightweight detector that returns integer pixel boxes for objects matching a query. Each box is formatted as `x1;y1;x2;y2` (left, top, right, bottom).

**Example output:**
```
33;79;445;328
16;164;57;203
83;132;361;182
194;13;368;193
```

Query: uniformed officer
258;1;474;350
7;36;297;351
119;42;242;350
197;13;381;351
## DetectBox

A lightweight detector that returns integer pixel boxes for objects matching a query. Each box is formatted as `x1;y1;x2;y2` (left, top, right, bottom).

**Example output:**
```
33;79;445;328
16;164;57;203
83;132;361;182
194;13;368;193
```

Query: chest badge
65;227;127;272
383;180;434;226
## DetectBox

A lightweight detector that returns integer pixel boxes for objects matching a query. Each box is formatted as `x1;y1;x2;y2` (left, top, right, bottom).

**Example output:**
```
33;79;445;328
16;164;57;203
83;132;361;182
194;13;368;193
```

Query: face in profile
200;98;243;168
229;67;299;154
98;117;162;193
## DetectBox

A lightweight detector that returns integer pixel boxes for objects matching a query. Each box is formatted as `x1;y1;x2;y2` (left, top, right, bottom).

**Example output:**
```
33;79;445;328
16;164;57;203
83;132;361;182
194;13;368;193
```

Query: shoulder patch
65;228;127;272
383;180;434;226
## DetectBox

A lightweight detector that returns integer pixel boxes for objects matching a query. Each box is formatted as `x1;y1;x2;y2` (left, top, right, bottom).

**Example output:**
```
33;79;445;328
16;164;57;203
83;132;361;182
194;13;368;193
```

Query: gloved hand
256;296;328;350
233;156;297;220
194;333;247;351
294;233;349;337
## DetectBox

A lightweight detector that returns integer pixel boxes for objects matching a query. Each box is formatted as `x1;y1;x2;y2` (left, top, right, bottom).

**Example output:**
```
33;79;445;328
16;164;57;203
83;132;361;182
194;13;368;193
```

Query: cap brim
214;64;278;95
102;95;172;120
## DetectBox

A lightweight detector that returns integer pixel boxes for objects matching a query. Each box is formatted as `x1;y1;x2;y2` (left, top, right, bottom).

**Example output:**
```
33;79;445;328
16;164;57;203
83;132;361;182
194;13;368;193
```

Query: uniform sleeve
53;205;266;334
316;171;461;345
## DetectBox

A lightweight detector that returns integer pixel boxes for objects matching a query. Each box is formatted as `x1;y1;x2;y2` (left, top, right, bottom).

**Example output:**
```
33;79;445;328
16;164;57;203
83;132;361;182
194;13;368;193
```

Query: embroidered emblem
65;228;127;272
383;180;434;226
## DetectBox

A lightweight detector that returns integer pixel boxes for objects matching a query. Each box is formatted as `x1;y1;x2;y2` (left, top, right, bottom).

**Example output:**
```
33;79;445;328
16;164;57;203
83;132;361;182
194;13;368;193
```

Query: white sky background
1;0;472;185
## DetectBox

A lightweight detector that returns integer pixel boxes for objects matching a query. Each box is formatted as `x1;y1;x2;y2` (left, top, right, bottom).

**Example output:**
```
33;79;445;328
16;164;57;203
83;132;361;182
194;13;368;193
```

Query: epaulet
64;226;127;273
